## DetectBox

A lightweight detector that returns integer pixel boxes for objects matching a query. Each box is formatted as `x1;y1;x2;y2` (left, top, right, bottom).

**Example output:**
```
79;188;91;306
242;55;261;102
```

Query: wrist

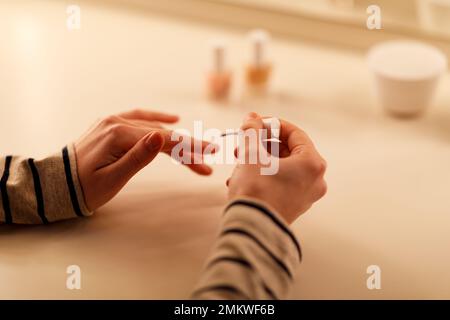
227;194;291;225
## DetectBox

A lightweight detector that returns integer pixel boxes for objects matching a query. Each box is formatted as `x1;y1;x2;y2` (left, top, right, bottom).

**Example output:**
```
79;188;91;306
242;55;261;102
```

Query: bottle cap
210;39;227;73
249;29;270;67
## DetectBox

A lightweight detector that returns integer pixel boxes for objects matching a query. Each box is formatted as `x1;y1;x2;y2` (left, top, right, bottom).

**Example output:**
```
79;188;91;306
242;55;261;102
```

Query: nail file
221;117;281;143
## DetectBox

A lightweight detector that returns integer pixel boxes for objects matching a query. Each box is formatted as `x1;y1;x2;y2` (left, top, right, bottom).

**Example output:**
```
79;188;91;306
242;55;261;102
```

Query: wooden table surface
1;0;449;299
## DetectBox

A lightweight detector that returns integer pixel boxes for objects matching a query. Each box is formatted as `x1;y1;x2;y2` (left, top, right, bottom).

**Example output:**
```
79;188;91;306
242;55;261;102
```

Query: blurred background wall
104;0;450;57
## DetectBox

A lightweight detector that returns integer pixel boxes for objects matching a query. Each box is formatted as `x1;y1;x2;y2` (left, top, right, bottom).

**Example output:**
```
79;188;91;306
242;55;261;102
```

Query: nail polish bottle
207;40;232;100
245;29;272;93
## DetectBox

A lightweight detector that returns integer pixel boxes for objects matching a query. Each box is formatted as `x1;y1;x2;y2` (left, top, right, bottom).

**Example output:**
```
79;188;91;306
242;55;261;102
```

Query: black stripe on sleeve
194;285;251;300
1;156;13;224
207;256;278;299
208;256;253;270
263;284;278;300
28;158;48;224
225;199;301;261
62;146;84;217
221;228;293;279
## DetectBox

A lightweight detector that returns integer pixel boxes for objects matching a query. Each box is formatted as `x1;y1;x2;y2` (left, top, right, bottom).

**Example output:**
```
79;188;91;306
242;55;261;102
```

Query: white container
367;40;447;117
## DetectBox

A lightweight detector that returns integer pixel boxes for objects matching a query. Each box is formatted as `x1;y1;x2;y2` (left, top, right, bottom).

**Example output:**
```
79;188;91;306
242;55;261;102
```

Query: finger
252;116;316;157
159;129;219;155
170;151;213;175
124;119;164;129
184;163;213;176
107;125;218;156
278;119;315;156
238;112;266;162
104;123;214;176
101;124;148;153
240;112;264;131
105;115;165;130
119;109;179;123
104;131;164;184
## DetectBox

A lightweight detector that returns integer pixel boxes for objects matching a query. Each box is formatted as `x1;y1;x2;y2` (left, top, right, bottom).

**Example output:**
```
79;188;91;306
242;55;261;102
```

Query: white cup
367;40;447;117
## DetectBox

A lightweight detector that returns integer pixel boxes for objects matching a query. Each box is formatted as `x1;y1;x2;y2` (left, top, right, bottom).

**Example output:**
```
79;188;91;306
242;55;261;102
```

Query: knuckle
317;180;328;199
131;108;144;117
106;123;126;137
304;157;326;176
102;115;120;126
319;158;327;174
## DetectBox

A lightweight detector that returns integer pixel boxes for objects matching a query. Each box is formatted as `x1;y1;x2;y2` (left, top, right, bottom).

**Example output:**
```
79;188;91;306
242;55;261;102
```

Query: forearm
0;144;91;224
191;198;301;300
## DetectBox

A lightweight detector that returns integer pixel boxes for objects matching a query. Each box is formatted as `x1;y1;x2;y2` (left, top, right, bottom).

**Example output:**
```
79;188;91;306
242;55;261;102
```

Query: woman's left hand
75;109;215;211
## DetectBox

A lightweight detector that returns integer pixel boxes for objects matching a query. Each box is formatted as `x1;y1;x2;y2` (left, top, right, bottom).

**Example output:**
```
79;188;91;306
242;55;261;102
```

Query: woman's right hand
227;112;327;224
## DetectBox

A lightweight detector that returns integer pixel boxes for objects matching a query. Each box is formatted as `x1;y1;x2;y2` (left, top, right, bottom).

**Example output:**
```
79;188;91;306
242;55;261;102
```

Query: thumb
241;112;264;131
237;112;266;162
109;131;164;183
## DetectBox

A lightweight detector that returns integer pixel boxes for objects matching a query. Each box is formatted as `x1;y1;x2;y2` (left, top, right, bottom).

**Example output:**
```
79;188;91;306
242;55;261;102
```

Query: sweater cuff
32;143;92;223
0;144;92;224
66;143;91;217
224;197;302;265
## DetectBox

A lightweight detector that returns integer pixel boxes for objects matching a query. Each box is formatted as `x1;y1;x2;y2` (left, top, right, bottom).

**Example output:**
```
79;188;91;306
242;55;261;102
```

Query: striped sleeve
0;144;91;224
191;198;301;300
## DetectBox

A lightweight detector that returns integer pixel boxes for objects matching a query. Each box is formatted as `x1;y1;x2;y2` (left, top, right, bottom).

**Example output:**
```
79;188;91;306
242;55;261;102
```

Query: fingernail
246;112;259;120
145;132;163;151
210;143;220;154
203;166;213;175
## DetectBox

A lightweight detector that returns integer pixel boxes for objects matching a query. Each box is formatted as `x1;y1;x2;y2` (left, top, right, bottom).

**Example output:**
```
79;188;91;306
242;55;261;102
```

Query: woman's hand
227;112;327;224
75;109;215;211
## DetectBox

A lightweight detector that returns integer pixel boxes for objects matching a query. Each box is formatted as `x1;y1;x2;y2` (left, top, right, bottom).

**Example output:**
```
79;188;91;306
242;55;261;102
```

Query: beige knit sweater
0;145;300;299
